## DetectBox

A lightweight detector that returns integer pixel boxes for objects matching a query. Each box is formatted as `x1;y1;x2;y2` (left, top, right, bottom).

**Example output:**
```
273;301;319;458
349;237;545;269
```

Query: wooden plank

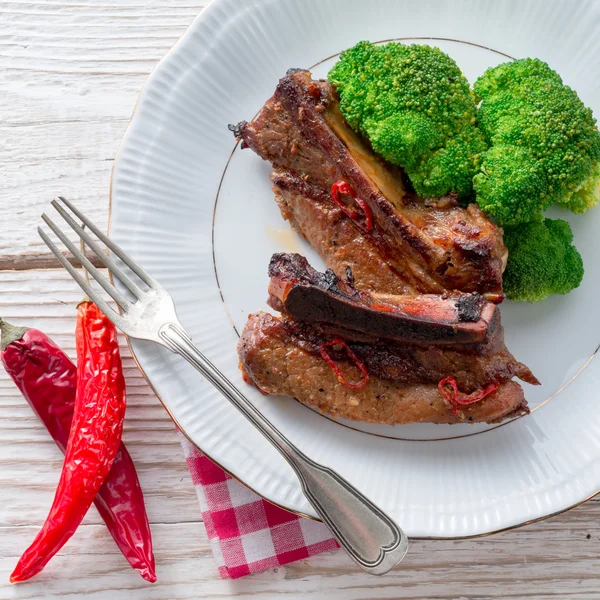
1;507;600;599
0;0;206;260
0;251;105;271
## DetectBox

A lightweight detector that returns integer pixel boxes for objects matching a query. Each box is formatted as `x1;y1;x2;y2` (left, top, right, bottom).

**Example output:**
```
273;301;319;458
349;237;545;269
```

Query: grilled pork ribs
232;71;537;425
234;69;507;302
238;255;537;425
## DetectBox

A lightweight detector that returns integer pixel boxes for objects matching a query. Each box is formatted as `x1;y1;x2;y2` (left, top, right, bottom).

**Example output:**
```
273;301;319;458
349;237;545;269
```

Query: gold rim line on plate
106;24;599;538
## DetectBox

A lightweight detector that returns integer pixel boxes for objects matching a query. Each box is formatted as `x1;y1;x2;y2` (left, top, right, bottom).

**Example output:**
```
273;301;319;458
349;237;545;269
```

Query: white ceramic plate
110;0;600;537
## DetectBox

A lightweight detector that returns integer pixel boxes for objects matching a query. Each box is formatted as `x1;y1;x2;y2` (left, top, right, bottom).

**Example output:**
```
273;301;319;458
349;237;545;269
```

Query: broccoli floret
328;41;486;198
559;160;600;214
474;58;600;224
503;217;584;302
473;57;562;99
409;127;488;198
473;145;551;225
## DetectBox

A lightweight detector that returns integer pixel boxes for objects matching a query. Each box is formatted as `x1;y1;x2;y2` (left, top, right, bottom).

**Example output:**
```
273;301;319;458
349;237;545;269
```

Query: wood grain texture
0;0;205;261
1;1;599;598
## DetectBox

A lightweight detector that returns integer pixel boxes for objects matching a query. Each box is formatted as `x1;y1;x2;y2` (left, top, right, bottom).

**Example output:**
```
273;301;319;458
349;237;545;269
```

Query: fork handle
159;322;408;575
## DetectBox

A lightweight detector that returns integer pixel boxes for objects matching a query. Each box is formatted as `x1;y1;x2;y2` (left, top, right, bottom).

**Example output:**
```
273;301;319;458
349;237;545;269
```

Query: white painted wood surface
1;2;599;598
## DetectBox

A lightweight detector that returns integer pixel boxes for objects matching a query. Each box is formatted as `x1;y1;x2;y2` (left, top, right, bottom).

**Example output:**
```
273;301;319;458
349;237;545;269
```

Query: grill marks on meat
239;313;531;425
267;253;501;351
272;171;413;294
236;70;507;302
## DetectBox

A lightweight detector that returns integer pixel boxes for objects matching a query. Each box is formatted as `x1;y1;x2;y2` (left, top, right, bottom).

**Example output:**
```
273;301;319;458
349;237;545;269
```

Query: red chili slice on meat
330;180;373;233
319;338;369;390
438;376;500;416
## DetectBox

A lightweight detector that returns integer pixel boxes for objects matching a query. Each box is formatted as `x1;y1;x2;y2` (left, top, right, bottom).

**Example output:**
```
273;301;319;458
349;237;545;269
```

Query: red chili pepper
9;303;134;583
330;180;373;232
319;338;369;390
0;319;156;582
438;376;500;416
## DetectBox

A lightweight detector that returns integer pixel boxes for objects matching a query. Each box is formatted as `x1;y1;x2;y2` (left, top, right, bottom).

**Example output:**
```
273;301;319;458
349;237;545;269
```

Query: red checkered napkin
179;435;339;578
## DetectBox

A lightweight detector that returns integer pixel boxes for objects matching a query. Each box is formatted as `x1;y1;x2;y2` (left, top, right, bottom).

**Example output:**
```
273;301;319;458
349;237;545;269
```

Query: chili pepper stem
0;319;29;352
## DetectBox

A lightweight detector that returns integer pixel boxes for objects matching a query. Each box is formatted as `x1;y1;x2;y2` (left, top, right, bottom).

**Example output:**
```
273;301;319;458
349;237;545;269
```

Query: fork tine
56;196;158;288
38;227;126;330
41;213;132;312
51;199;145;300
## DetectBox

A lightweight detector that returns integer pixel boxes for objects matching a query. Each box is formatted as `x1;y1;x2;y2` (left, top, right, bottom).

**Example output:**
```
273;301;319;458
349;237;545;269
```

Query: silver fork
39;196;409;575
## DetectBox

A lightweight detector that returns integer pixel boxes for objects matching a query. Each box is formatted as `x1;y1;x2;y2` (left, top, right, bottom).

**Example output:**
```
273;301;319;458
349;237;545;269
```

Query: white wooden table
1;2;599;598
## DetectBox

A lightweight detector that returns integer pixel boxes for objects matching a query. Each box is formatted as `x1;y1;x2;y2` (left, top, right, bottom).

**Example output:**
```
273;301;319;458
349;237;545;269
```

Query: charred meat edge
268;253;500;350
